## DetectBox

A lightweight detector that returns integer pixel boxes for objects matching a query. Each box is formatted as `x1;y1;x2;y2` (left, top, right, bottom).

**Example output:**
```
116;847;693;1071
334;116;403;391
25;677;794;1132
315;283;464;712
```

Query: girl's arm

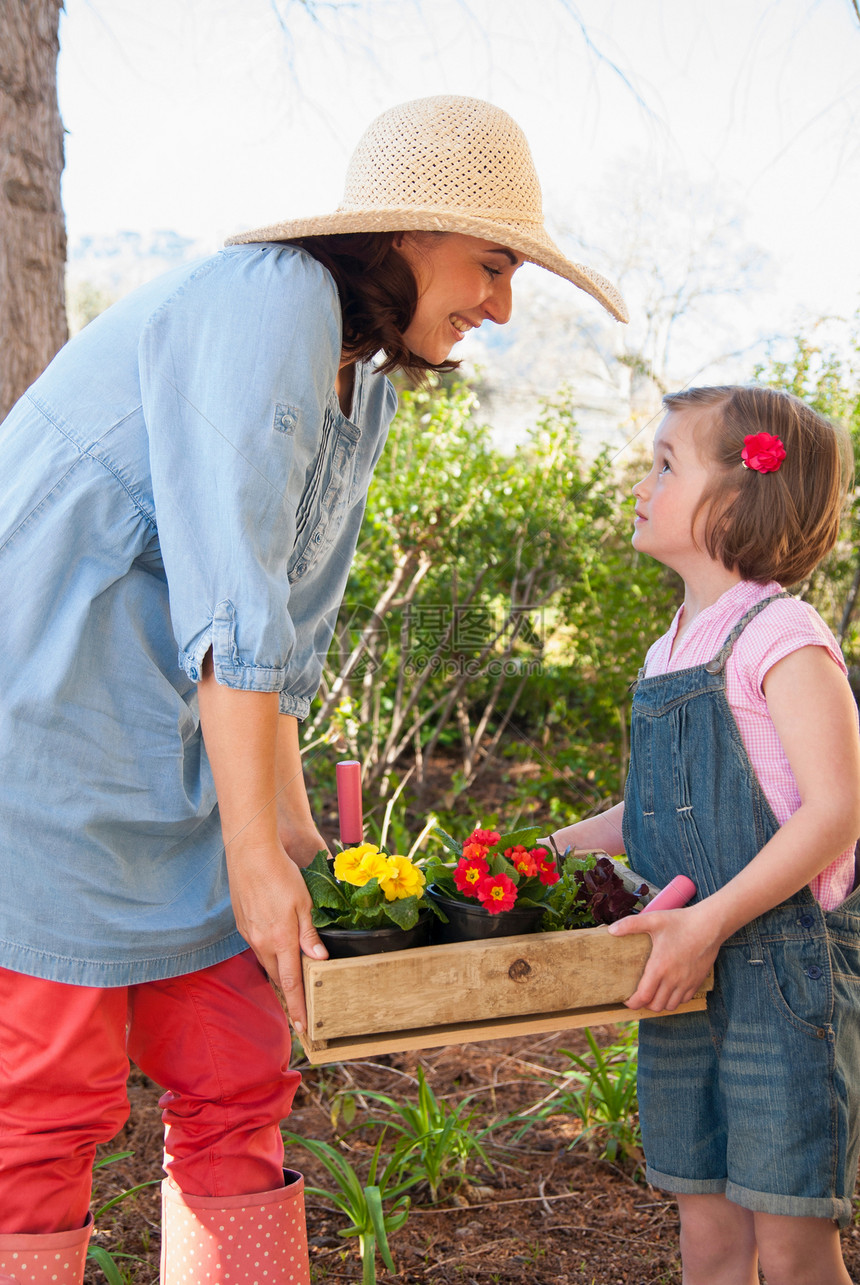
610;644;860;1013
197;652;327;1035
549;802;626;857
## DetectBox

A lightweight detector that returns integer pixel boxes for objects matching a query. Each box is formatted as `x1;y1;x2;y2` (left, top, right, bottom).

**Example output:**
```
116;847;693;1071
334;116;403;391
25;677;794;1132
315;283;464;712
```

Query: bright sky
57;0;860;410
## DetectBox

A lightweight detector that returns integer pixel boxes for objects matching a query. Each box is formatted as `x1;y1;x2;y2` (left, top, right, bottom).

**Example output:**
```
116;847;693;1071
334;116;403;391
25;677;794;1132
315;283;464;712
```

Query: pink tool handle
336;760;363;846
640;874;696;914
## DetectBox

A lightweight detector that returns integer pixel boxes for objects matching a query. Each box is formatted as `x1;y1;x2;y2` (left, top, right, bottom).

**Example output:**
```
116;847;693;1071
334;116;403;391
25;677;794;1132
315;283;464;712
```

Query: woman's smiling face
395;232;522;364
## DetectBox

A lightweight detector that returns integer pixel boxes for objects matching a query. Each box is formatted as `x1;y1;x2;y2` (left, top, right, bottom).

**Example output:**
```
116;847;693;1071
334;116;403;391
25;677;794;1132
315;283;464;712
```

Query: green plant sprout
337;1066;494;1201
511;1025;643;1167
284;1131;417;1285
87;1151;160;1284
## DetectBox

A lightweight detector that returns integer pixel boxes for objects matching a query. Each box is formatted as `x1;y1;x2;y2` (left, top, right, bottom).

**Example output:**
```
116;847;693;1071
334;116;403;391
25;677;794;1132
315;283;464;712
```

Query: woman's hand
608;901;722;1012
226;838;327;1034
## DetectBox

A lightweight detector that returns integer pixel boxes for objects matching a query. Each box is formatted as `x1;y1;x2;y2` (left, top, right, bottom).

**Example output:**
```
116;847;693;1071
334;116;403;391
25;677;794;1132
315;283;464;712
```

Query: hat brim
225;207;628;323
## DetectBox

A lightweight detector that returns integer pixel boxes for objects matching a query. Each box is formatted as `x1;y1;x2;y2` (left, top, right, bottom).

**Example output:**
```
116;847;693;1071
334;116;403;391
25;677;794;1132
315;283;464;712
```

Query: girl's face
632;409;717;576
395;232;522;364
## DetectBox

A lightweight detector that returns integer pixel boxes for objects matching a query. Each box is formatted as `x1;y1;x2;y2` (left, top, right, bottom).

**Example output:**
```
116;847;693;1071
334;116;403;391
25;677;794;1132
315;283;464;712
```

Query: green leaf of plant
422;855;453;879
425;860;461;900
360;1231;378;1285
496;826;542;849
488;851;518;880
352;878;384;911
382;896;419;930
350;907;387;929
302;853;349;912
310;907;340;927
283;1134;367;1215
330;1092;360;1132
92;1178;161;1219
513;894;548;912
386;1201;412;1231
431;826;463;857
365;1185;396;1273
85;1246;126;1285
91;1150;134;1170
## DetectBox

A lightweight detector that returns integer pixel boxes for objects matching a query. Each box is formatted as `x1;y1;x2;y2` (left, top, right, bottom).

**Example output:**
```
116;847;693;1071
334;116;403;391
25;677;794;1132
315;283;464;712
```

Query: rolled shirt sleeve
139;245;345;696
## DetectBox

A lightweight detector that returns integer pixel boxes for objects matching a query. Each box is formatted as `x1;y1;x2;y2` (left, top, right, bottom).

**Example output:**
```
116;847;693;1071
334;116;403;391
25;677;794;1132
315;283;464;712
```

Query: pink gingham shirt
643;579;855;909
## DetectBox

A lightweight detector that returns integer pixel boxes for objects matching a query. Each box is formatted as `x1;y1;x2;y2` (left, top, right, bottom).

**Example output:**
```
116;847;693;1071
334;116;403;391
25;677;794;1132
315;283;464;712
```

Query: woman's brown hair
285;231;458;381
663;385;853;586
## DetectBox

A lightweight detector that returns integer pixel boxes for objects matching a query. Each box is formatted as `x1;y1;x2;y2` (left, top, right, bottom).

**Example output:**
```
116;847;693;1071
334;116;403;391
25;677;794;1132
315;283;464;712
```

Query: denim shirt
0;245;397;985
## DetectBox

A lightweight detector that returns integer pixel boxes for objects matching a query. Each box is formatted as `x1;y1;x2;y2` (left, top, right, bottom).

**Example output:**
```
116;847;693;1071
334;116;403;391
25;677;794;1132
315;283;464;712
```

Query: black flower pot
317;909;433;959
426;887;545;944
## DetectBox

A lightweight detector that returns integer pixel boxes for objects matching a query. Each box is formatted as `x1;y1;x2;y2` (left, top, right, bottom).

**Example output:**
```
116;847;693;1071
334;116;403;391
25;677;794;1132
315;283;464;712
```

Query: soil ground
87;1030;860;1285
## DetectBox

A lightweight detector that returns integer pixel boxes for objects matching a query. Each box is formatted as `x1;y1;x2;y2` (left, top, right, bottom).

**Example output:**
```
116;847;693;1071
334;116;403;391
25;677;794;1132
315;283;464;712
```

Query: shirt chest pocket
288;410;360;583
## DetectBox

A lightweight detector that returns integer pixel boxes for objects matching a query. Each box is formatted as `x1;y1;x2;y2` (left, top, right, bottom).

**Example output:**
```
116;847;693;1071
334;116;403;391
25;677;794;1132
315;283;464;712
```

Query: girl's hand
226;839;328;1035
608;902;722;1012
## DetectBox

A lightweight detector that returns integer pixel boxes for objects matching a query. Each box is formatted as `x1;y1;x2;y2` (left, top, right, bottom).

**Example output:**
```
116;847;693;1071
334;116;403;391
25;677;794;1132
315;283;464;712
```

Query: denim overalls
623;595;860;1225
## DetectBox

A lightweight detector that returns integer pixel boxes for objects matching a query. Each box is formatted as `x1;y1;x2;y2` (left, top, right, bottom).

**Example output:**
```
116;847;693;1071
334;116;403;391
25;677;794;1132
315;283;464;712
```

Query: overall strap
704;591;791;675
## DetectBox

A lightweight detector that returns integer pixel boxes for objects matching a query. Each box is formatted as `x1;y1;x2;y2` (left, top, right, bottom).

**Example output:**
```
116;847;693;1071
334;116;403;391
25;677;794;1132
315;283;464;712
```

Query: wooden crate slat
302;925;654;1041
276;918;715;1066
296;993;709;1066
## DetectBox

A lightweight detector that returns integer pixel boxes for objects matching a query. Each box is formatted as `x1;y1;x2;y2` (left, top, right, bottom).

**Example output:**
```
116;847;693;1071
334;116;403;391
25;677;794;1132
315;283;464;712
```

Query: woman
0;95;626;1284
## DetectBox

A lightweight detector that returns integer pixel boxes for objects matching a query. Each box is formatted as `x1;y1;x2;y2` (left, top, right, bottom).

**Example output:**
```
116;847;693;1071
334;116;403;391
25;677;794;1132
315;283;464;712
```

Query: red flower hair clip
741;432;786;473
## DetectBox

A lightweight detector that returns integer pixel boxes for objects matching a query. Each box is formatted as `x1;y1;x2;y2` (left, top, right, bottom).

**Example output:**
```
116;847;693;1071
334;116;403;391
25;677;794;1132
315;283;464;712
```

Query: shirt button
799;914;815;928
806;965;823;980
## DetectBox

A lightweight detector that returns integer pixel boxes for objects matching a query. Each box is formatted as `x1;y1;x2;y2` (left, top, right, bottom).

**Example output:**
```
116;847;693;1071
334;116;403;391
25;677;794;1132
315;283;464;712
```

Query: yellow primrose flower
334;844;380;885
378;855;426;902
357;851;394;886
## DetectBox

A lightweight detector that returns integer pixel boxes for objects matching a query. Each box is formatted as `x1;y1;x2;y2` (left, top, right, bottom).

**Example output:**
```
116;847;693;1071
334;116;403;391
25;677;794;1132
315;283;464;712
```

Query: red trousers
0;950;300;1234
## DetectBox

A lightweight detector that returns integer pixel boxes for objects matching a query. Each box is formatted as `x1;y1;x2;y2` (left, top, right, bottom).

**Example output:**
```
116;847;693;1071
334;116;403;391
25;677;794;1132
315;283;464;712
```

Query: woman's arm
549;802;626;857
611;644;860;1012
197;652;327;1035
274;714;330;866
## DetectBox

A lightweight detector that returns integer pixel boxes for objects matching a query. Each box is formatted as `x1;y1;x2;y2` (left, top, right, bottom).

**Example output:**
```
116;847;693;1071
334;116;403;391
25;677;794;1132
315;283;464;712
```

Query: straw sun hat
226;95;628;323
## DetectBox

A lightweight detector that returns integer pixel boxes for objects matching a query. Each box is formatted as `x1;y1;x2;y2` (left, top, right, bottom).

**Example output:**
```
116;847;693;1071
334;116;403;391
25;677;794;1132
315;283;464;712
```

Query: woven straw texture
227;96;627;322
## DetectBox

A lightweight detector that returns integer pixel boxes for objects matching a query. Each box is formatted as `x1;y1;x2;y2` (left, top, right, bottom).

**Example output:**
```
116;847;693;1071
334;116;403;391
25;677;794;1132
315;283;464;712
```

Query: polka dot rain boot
160;1169;310;1285
0;1213;92;1284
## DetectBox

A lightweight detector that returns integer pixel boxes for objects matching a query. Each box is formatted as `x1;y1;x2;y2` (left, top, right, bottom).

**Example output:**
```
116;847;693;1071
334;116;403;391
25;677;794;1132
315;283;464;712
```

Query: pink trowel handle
640;874;696;914
336;760;363;846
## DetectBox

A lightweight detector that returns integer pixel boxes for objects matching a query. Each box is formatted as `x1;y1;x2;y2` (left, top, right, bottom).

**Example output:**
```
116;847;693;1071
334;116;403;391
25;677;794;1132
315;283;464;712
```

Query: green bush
306;384;679;817
304;319;860;835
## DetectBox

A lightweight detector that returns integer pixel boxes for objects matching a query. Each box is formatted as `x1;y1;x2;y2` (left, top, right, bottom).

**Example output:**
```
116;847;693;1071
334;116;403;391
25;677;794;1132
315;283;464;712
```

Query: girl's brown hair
285;232;458;381
663;385;853;586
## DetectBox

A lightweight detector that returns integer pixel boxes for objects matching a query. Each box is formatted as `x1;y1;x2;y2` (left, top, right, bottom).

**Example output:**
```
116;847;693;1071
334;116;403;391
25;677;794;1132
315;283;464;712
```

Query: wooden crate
292;924;712;1065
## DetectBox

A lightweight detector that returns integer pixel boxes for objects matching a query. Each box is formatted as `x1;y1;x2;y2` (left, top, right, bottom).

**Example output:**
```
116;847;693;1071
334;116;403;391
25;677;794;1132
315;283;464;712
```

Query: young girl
551;385;860;1285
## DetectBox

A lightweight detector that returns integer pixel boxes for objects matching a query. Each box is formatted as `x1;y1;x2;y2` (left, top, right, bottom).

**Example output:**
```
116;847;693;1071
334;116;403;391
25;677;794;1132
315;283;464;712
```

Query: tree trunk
0;0;66;420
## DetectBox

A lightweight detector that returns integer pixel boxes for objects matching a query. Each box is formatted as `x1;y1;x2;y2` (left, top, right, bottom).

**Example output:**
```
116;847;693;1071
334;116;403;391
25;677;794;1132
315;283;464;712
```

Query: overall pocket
760;926;834;1033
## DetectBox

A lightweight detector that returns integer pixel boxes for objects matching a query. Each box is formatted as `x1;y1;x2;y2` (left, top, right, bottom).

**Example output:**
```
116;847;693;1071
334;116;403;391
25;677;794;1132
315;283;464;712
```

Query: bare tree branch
553;0;659;121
